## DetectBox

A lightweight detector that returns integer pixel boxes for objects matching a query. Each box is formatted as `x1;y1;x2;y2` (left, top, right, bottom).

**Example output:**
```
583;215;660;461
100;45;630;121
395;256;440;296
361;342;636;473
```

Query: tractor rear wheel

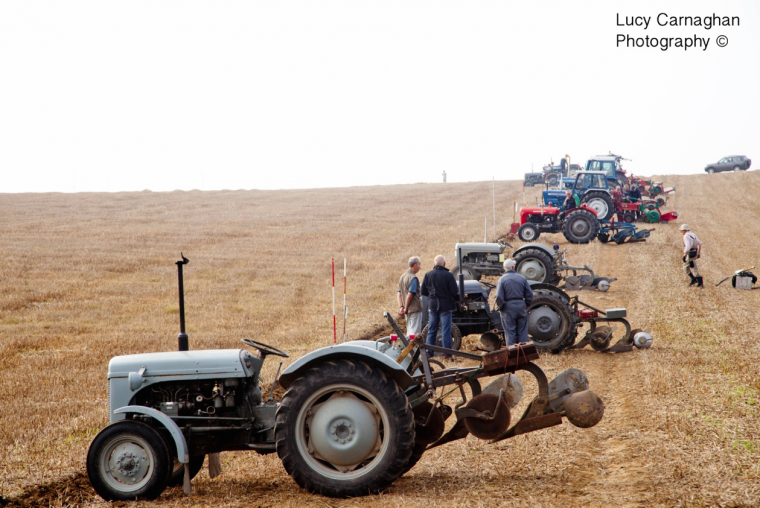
525;181;534;187
527;289;577;353
517;223;540;242
419;323;463;351
514;248;559;284
562;209;600;244
581;192;615;221
275;360;415;498
616;172;629;188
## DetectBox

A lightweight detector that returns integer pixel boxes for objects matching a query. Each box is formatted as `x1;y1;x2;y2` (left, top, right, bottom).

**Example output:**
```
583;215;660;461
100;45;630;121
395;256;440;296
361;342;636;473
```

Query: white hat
679;224;691;231
503;259;516;269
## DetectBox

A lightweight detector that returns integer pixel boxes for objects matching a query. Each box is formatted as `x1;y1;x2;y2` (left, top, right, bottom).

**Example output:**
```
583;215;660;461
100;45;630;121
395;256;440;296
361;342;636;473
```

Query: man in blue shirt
495;259;534;346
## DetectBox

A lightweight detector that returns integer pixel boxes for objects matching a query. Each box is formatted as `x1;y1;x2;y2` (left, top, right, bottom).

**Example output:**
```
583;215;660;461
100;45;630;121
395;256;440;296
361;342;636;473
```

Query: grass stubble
0;173;759;507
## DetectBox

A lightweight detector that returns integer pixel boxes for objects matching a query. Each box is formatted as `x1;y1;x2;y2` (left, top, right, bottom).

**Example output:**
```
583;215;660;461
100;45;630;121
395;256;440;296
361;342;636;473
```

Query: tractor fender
528;282;571;302
114;405;189;464
279;342;415;391
513;243;555;259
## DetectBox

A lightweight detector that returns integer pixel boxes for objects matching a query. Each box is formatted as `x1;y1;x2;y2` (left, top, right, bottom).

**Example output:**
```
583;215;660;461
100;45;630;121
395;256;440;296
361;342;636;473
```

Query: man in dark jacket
420;255;460;354
627;185;642;201
495;259;534;346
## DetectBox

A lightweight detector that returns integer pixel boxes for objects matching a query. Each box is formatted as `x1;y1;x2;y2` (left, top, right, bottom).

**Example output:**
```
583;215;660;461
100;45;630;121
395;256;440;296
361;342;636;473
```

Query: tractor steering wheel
241;338;289;358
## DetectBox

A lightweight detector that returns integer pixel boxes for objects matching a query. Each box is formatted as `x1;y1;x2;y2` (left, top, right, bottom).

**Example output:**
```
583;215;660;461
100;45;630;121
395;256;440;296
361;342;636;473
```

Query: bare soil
1;173;759;507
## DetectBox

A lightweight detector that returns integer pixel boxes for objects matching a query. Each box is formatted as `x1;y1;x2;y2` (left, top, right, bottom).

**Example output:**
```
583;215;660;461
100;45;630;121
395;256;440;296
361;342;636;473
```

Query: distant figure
421;255;460;356
679;224;703;288
397;256;423;336
495;259;534;346
442;170;447;183
628;184;642;201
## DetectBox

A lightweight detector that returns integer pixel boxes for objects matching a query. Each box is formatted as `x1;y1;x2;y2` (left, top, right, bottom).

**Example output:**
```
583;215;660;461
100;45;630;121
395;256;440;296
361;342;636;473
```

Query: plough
553;247;617;291
597;221;654;244
566;297;652;352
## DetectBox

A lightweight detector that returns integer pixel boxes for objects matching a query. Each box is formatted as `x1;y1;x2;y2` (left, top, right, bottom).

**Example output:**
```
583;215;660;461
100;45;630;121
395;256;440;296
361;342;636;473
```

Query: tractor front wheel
87;420;172;501
275;360;415;498
451;265;479;281
517;223;540;242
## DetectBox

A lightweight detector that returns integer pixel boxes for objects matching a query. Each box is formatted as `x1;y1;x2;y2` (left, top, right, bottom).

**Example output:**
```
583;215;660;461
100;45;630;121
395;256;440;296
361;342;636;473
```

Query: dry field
1;172;759;507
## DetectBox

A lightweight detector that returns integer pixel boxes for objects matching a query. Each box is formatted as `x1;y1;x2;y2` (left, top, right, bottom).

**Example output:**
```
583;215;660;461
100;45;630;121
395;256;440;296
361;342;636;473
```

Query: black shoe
688;274;697;286
696;276;704;288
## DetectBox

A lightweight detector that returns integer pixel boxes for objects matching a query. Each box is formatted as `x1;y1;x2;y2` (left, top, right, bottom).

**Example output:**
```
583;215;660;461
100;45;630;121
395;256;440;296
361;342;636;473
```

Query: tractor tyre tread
562;209;600;244
275;359;415;498
400;442;427;476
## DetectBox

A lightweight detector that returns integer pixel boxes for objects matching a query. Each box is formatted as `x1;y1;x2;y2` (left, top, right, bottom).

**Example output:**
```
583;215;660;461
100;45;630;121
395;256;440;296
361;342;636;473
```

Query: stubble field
1;172;759;507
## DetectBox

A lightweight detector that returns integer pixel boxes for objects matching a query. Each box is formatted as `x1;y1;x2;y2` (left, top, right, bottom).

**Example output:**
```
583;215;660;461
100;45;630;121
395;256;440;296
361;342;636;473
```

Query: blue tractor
544;171;616;222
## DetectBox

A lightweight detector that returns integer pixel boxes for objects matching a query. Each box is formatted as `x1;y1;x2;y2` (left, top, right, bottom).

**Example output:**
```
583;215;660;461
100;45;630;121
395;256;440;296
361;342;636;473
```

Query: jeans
499;300;528;346
426;310;453;353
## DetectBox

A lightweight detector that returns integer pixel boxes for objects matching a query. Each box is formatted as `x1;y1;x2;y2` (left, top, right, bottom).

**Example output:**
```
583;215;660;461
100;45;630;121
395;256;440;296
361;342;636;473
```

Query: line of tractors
517;164;677;246
83;162;670;503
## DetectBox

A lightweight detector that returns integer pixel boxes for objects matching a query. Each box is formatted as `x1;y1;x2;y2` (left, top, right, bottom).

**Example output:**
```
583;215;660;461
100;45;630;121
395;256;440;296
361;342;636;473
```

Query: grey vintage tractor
451;242;616;290
473;282;652;354
86;257;606;502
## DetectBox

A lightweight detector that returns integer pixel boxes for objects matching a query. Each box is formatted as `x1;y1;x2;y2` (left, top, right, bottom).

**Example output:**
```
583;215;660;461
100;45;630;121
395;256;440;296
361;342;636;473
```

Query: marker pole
331;258;336;344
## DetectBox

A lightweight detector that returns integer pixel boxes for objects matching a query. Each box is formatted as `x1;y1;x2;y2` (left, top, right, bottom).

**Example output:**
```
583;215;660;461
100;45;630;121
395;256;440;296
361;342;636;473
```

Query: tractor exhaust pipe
176;253;190;351
457;246;464;304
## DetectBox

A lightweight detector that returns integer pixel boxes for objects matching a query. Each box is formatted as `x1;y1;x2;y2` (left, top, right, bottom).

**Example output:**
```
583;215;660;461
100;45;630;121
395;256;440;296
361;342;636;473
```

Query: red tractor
628;175;675;206
517;204;600;244
610;188;679;224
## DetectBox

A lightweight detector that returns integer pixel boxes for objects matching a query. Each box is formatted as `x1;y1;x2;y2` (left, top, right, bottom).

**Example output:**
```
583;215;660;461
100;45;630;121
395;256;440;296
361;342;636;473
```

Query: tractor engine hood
108;349;260;382
520;206;560;214
457;280;491;299
455;242;506;255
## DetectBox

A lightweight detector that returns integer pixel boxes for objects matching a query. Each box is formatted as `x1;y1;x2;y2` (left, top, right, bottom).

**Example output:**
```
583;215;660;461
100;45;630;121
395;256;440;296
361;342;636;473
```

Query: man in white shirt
680;224;703;287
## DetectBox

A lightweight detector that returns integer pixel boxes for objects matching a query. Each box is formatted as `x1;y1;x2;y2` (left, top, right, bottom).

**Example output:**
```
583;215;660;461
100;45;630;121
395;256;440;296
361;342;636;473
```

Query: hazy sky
1;0;758;193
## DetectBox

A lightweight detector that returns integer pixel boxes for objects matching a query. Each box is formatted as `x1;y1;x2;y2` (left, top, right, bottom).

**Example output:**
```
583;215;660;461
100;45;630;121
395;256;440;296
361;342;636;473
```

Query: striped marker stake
331;258;337;344
342;258;347;343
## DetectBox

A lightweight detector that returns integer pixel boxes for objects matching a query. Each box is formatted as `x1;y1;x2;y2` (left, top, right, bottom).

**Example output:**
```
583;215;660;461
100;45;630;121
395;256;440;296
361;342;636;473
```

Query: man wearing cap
397;256;423;336
495;259;534;346
679;224;703;287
